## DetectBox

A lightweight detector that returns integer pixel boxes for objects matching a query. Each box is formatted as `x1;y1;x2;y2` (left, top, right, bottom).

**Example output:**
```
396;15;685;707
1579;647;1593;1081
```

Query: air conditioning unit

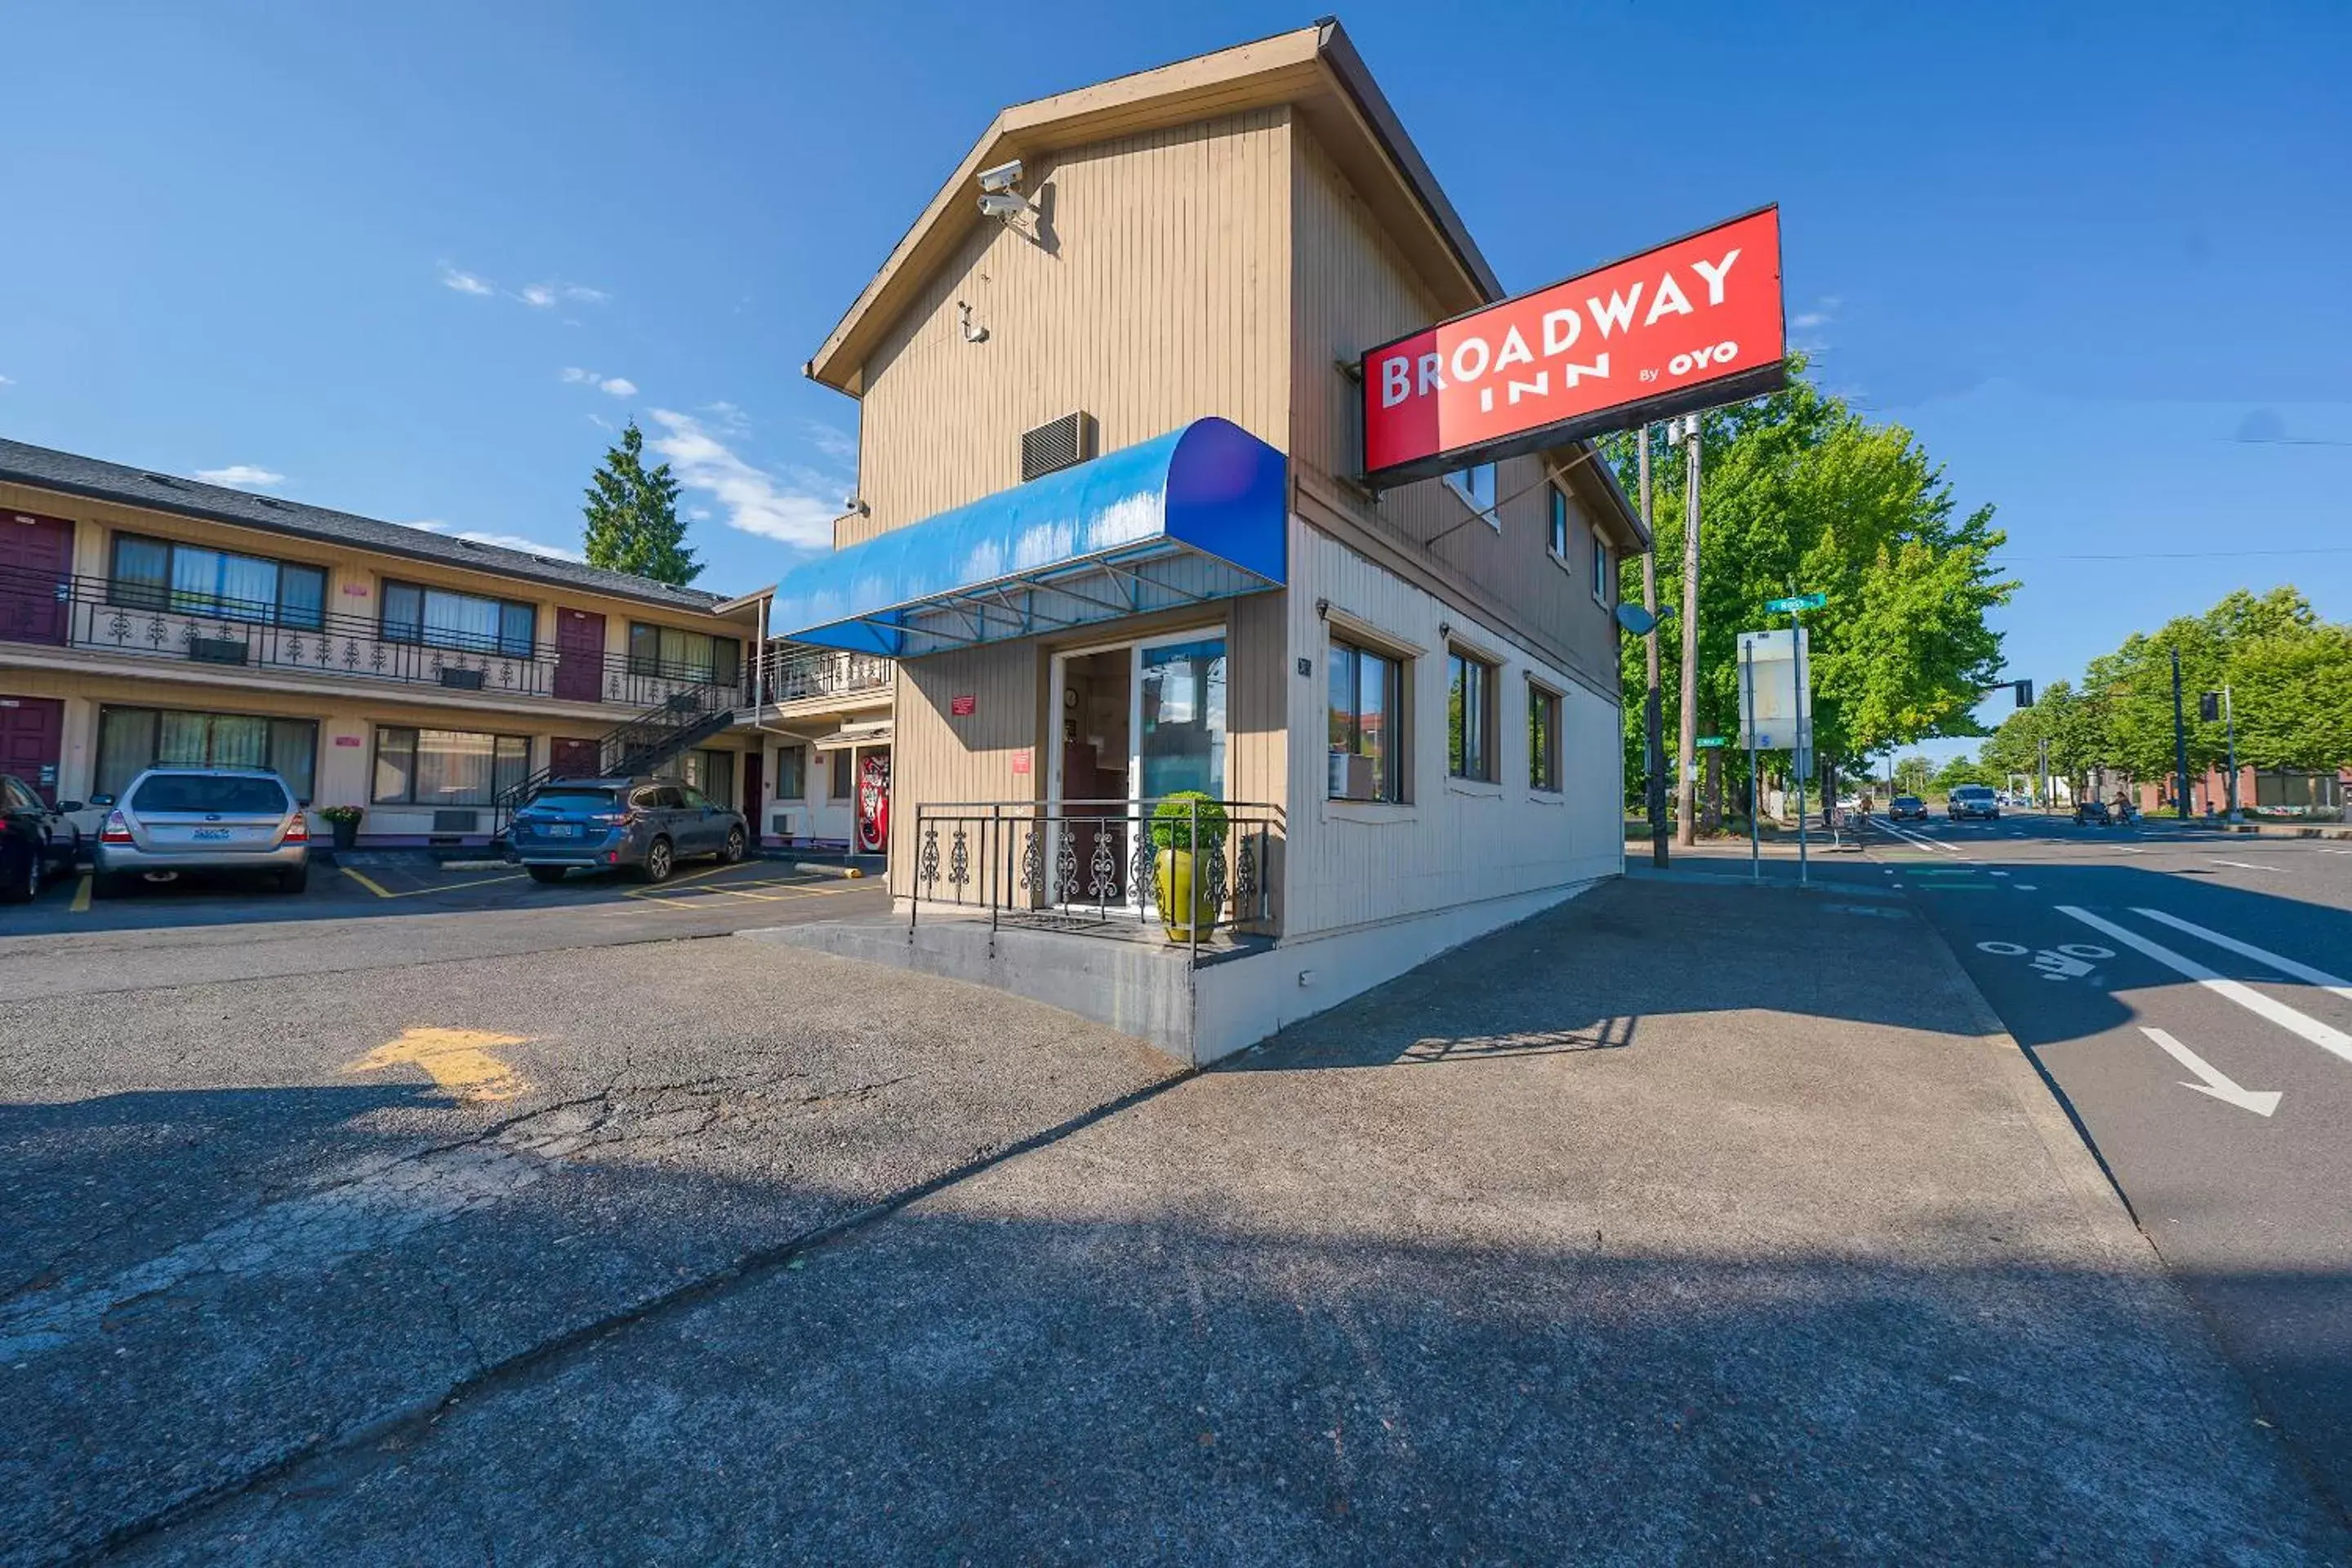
438;666;486;690
1328;751;1375;801
1020;412;1096;482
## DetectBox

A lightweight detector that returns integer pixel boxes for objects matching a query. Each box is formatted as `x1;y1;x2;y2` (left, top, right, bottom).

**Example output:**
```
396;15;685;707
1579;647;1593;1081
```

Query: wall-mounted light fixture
1315;597;1330;620
1438;621;1453;643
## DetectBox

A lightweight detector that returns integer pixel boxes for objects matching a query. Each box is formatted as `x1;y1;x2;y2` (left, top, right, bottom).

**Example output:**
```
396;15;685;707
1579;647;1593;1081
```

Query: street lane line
2056;906;2352;1066
2211;858;2283;873
2138;1027;2281;1116
2131;908;2352;1003
69;875;91;914
1870;818;1966;858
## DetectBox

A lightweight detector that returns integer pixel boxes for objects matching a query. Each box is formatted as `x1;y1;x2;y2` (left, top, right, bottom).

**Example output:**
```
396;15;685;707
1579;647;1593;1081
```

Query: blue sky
3;1;2345;755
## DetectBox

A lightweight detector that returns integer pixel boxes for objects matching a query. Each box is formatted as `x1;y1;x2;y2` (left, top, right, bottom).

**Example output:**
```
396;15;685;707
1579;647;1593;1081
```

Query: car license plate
192;826;232;841
545;823;579;838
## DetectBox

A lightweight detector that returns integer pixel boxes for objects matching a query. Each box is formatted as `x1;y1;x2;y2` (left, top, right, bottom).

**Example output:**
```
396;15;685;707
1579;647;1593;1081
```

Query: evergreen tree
582;422;700;586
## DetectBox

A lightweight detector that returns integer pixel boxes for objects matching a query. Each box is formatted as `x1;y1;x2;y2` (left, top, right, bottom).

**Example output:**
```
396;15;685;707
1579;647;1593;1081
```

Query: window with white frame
1443;462;1499;529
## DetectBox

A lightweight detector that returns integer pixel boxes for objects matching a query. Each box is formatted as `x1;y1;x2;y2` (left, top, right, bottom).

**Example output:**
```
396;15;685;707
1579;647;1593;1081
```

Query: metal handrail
911;796;1281;964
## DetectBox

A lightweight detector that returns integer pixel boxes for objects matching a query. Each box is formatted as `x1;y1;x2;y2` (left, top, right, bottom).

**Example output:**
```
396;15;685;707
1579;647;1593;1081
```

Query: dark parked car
509;776;747;884
0;773;82;902
1889;794;1929;822
1947;784;2002;821
2074;799;2113;826
91;766;310;896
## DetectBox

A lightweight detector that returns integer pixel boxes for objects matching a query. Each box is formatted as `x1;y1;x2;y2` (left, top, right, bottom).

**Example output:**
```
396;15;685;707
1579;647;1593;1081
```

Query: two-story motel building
760;21;1647;1058
0;439;889;846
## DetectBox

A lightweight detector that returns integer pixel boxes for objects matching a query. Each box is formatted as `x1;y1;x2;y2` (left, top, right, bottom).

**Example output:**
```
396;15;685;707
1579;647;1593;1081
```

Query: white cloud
646;408;840;550
599;376;636;398
405;519;583;561
702;400;751;434
559;366;596;385
519;283;556;308
194;464;287;489
440;267;494;296
0;374;15;388
1791;294;1842;331
559;367;636;397
799;418;858;464
521;281;605;309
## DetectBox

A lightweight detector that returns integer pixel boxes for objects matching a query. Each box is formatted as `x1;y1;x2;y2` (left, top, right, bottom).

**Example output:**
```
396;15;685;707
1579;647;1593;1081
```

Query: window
1548;484;1570;561
1529;683;1562;792
1591;533;1613;606
1443;462;1499;528
94;706;318;801
628;623;741;685
775;745;807;800
372;727;530;806
1327;637;1405;803
1447;649;1497;782
829;748;853;800
675;748;737;810
109;533;326;630
381;582;537;657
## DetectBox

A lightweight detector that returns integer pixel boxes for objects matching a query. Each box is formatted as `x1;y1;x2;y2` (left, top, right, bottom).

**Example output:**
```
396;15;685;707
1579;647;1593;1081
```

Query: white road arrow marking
2139;1027;2281;1116
2057;906;2352;1066
2131;908;2352;1004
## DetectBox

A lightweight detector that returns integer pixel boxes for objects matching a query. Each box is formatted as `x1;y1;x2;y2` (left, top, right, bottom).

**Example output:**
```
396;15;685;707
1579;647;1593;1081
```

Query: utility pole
2223;685;2239;822
2038;736;2050;814
2171;645;2190;820
1673;415;1702;848
1637;425;1668;866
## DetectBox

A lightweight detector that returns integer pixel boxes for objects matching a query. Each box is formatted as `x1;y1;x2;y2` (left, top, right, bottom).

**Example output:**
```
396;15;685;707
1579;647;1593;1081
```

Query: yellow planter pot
1152;846;1221;942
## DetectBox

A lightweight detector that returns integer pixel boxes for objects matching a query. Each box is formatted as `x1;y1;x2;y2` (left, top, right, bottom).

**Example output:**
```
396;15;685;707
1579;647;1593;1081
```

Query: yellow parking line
69;874;91;914
341;866;527;899
341;866;398;899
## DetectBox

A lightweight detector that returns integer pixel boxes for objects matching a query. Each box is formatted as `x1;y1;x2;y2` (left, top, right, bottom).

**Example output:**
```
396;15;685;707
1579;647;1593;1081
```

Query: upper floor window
1591;533;1614;606
109;532;326;630
1447;648;1497;782
1548;484;1570;561
629;622;741;686
1443;462;1499;530
381;581;536;657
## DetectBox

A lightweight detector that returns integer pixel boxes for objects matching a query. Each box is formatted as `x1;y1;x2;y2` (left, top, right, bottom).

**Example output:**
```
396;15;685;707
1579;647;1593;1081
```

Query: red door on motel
0;511;74;646
0;695;67;804
555;608;606;702
550;737;602;779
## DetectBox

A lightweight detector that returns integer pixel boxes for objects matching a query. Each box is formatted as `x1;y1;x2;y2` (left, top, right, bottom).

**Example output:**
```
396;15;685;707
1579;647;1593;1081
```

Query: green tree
1894;754;1933;795
582;422;699;586
1611;363;2016;798
2082;587;2335;785
2230;620;2352;772
1931;751;1998;793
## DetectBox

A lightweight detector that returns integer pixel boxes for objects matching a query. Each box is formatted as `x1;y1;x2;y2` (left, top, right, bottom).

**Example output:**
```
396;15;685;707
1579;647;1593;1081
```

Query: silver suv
92;767;310;897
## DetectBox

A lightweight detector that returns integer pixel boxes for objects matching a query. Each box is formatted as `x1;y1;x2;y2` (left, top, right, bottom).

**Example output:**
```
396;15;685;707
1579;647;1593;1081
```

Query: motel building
0;439;891;853
755;21;1659;1060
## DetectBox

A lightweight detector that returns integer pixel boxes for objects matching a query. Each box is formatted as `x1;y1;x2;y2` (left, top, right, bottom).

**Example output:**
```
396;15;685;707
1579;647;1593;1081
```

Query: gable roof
0;436;737;616
804;18;1503;395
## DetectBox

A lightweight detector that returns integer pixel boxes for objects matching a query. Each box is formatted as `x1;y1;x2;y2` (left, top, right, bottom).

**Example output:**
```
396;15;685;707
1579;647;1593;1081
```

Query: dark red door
550;737;601;779
0;511;74;646
555;608;607;702
0;696;66;804
742;751;764;838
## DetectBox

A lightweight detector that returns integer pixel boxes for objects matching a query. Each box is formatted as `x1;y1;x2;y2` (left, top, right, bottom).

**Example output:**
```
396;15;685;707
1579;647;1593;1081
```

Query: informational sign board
1360;206;1786;483
1737;627;1811;752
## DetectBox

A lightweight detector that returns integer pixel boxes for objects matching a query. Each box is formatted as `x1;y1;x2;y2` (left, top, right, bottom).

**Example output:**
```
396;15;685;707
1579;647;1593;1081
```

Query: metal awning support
767;418;1288;659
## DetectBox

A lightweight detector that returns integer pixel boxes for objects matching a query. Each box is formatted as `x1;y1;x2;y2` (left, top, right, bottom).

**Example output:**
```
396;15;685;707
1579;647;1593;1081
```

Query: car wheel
636;836;674;884
719;826;746;865
527;865;569;884
277;865;308;894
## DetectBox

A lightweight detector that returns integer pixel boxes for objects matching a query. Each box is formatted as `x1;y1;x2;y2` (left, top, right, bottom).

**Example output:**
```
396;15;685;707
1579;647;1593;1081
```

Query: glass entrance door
1134;632;1227;803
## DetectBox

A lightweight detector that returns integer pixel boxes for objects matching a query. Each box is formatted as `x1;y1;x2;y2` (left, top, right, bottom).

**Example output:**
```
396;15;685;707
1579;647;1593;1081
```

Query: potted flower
1148;791;1228;943
318;804;364;853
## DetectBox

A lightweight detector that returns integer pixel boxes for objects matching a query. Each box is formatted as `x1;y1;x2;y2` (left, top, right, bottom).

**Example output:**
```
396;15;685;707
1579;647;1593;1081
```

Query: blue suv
510;776;747;884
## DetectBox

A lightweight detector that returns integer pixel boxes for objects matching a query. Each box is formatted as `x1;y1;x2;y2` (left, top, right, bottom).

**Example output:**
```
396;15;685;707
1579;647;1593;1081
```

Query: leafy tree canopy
582;422;700;586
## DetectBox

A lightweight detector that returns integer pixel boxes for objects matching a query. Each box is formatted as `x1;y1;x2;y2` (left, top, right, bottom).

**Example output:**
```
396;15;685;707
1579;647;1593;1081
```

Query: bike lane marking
2056;906;2352;1067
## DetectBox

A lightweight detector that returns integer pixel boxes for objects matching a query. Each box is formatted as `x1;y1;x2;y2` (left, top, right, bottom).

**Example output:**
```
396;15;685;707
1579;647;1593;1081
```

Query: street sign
1695;736;1726;749
1737;627;1811;752
1766;592;1826;613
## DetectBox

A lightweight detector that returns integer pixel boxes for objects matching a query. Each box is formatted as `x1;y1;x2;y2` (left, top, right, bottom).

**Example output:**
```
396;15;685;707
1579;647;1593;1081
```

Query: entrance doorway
0;695;65;804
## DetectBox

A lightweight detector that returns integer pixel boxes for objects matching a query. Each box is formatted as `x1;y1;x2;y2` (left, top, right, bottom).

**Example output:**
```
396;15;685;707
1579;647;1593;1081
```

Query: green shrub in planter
1148;791;1227;942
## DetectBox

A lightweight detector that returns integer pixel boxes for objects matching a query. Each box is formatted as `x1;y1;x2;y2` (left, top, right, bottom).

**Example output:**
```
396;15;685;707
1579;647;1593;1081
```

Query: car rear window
528;789;619;810
131;774;290;814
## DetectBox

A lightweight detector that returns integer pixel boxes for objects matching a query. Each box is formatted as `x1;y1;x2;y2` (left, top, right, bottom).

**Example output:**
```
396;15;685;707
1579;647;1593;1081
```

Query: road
1843;812;2352;1521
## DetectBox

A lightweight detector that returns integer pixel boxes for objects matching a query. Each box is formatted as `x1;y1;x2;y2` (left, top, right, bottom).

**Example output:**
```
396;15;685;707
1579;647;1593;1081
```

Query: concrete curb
786;862;867;879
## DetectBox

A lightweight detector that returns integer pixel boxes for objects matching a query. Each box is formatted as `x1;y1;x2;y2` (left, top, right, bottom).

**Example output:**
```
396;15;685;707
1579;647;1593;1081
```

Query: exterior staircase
493;681;750;835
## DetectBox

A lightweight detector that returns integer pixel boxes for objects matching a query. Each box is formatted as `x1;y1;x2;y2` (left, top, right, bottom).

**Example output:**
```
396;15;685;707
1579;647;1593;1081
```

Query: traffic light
2199;693;2221;722
2014;679;2034;708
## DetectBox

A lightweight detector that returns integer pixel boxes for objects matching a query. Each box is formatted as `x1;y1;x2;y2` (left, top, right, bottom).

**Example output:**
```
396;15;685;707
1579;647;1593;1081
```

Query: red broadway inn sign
1361;206;1785;483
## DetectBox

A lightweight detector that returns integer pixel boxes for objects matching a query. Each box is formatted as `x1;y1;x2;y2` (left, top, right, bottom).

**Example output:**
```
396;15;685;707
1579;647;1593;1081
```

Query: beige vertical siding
856;108;1294;536
1288;130;1624;696
889;641;1044;899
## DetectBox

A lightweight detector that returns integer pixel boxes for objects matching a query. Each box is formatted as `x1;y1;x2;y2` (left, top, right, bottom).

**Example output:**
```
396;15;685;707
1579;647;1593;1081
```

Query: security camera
978;190;1030;219
977;158;1023;194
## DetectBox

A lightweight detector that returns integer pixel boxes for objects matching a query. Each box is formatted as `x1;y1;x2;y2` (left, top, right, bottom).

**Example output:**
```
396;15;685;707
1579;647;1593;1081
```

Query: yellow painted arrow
348;1027;529;1102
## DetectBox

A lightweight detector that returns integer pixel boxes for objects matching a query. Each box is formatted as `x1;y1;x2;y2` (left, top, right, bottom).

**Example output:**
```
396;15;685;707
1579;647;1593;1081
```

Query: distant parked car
1889;795;1929;822
2074;799;2113;826
91;767;310;897
509;776;747;884
1948;784;2002;821
0;773;82;902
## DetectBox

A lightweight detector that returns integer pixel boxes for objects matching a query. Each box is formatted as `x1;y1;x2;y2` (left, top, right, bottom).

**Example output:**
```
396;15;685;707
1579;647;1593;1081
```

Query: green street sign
1766;592;1827;613
1695;736;1726;749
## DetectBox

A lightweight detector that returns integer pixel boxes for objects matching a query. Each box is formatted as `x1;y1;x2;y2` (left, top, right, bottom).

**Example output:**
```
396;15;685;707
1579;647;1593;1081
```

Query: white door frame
1131;626;1230;808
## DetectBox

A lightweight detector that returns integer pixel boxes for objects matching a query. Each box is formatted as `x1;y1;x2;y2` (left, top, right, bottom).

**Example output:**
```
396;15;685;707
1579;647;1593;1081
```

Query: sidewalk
126;877;2345;1563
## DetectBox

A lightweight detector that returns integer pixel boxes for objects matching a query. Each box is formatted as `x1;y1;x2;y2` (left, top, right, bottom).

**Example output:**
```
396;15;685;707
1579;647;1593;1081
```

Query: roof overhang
770;418;1286;659
803;20;1499;395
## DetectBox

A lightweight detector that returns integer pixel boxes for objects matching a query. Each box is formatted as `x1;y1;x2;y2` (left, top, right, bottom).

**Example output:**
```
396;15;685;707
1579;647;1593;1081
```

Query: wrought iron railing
756;644;892;705
911;798;1281;961
492;681;750;833
0;564;742;711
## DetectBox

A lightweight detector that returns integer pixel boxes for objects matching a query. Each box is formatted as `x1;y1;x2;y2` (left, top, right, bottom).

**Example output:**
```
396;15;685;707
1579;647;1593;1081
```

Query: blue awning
769;417;1287;658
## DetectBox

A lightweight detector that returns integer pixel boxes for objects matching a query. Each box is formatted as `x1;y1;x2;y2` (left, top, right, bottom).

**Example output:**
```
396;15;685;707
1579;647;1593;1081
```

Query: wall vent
1020;412;1096;482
